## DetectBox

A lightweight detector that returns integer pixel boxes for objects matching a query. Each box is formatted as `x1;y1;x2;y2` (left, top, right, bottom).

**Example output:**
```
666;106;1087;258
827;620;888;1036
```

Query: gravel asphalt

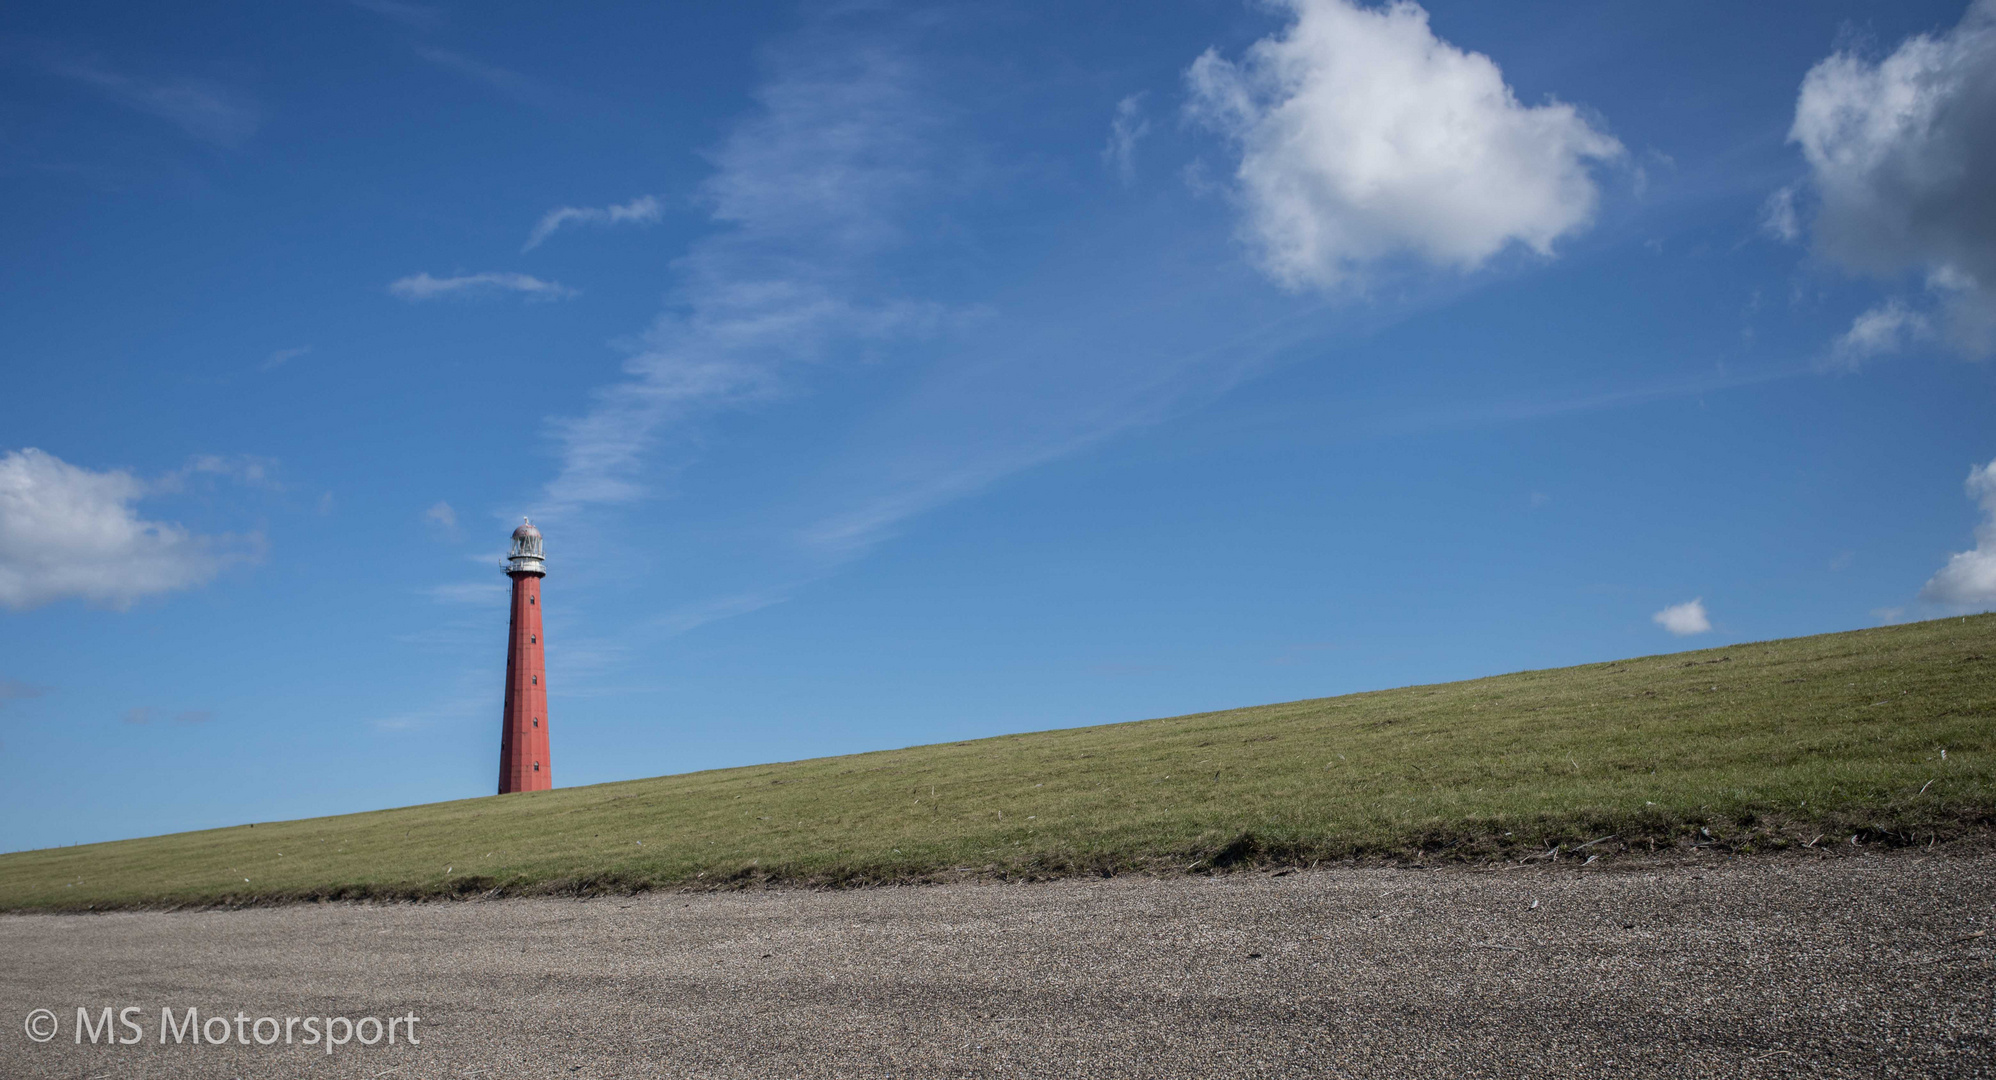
2;850;1991;1078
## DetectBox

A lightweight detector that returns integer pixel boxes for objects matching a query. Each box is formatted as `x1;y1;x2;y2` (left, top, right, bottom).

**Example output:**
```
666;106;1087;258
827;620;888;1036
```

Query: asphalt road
2;851;1991;1079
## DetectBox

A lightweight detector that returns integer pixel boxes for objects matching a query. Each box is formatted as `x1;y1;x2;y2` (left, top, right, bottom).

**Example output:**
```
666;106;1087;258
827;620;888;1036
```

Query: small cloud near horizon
1653;598;1712;636
1917;458;1996;610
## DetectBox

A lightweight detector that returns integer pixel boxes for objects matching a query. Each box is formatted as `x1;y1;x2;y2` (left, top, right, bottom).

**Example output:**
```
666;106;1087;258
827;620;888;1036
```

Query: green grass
6;615;1995;911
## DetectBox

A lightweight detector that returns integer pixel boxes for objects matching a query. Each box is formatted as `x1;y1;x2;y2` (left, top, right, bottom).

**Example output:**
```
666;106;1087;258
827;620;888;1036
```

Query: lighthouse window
533;718;539;727
532;675;538;685
534;762;540;771
531;634;536;643
530;596;536;605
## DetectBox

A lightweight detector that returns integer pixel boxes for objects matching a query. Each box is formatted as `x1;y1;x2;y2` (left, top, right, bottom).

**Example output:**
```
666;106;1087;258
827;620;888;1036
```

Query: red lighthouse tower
498;519;551;794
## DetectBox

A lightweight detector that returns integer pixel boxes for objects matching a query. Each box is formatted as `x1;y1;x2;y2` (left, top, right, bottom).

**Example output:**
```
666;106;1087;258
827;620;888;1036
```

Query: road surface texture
2;851;1991;1079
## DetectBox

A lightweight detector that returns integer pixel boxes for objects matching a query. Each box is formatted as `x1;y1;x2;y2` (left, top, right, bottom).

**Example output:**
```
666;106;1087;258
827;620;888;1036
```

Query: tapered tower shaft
498;519;550;793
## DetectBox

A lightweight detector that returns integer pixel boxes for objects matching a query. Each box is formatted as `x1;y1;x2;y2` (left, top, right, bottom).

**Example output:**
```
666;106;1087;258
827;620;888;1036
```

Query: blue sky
3;0;1993;851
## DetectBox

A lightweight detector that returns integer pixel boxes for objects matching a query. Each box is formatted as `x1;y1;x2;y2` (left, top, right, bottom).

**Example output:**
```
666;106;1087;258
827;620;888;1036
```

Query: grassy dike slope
5;615;1994;911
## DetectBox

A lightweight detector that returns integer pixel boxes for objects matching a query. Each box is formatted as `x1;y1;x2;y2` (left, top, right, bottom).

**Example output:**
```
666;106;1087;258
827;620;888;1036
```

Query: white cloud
1918;458;1996;609
1184;0;1622;290
523;195;664;251
46;57;260;147
1102;93;1150;185
1786;0;1996;357
0;448;247;611
424;500;458;531
1831;299;1932;368
388;272;576;301
1652;598;1711;636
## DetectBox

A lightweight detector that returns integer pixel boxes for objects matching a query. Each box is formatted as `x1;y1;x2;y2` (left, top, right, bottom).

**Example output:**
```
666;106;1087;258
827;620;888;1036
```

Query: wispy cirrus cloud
540;32;952;511
416;47;573;113
389;271;576;301
1102;93;1149;185
120;705;212;726
44;55;260;147
524;195;664;251
158;454;282;492
1361;362;1806;438
649;588;793;636
261;345;311;371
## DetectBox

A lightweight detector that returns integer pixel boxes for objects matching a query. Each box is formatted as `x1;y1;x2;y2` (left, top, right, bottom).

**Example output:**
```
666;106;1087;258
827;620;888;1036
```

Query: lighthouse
497;518;552;793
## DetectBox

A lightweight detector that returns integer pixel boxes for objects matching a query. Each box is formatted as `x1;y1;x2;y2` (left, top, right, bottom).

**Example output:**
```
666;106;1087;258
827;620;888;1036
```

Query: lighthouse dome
505;518;546;574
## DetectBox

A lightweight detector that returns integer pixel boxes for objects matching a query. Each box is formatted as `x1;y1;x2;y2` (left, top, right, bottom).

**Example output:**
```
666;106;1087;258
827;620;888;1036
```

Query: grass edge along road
5;614;1993;911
